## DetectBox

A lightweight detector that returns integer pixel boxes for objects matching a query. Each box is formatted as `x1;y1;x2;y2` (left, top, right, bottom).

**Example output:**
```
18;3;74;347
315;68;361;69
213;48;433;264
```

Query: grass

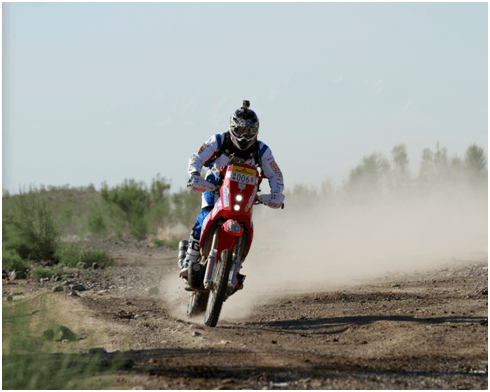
2;292;134;389
3;352;122;389
31;267;55;281
52;243;114;269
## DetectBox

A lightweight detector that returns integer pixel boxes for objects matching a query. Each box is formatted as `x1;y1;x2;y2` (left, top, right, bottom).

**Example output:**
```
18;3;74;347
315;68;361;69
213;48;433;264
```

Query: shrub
170;188;201;228
31;267;54;280
153;239;165;247
3;188;59;261
2;246;28;272
345;153;390;195
3;235;36;261
465;144;487;172
100;179;149;240
2;219;8;243
53;243;113;268
53;243;84;268
81;250;114;268
99;175;171;240
129;215;149;240
87;208;108;237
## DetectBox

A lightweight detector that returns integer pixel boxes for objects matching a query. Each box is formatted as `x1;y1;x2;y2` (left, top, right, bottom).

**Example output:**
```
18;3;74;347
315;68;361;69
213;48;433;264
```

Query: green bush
31;267;54;280
2;219;8;243
87;208;108;237
3;176;200;243
2;246;28;272
170;188;201;228
3;235;36;262
53;243;84;268
3;188;59;261
100;179;149;240
129;215;149;240
53;243;113;268
3;142;484;247
81;250;114;268
99;175;171;240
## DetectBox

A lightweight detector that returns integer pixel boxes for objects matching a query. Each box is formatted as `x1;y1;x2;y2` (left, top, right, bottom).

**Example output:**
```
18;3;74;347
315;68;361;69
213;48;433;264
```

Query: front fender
223;219;243;236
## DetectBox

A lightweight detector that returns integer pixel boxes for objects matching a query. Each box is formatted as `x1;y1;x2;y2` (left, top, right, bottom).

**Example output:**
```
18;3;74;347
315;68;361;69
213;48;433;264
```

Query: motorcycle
178;156;283;327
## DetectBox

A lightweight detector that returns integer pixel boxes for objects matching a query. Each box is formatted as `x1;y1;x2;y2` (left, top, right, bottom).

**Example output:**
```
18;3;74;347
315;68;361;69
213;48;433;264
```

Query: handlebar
254;199;285;209
189;165;284;209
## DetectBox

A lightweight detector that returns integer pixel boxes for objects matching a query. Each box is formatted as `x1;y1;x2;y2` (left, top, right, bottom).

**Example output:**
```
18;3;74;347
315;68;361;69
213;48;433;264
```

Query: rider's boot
233;263;246;291
179;238;200;278
237;273;246;290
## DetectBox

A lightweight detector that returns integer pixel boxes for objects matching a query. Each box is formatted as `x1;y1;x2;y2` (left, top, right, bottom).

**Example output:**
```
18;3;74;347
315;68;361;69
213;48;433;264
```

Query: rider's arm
256;144;285;209
258;144;285;194
188;134;223;177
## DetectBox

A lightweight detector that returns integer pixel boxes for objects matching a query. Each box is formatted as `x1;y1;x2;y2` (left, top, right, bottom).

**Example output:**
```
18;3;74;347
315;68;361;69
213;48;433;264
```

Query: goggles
233;126;257;137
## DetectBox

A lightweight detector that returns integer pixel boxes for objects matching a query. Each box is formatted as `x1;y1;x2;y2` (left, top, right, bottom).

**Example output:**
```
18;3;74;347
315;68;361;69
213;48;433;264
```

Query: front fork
203;227;243;292
229;235;242;289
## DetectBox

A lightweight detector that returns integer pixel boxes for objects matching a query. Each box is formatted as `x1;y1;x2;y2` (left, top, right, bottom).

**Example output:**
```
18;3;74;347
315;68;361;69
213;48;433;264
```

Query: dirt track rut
7;239;487;389
67;240;488;390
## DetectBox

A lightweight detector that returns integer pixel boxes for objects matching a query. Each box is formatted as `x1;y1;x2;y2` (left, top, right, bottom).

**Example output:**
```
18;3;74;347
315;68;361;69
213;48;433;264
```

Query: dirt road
6;239;487;389
69;240;487;389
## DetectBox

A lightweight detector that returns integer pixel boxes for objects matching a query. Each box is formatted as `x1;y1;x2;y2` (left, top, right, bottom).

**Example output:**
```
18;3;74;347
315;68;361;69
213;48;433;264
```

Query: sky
2;2;488;194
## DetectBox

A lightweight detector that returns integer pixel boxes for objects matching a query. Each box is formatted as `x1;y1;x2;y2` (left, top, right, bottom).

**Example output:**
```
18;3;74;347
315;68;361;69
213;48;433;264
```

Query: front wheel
187;291;208;318
204;249;233;327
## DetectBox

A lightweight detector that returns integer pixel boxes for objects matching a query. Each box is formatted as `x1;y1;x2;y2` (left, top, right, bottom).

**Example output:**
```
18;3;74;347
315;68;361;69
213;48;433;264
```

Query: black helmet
229;100;259;150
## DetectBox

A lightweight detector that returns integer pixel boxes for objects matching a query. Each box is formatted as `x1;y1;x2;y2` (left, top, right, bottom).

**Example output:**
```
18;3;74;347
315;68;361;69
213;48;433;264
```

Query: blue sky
3;2;487;193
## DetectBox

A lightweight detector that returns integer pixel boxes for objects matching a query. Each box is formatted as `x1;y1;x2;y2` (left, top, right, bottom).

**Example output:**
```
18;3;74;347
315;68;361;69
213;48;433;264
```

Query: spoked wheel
204;249;233;327
187;291;209;318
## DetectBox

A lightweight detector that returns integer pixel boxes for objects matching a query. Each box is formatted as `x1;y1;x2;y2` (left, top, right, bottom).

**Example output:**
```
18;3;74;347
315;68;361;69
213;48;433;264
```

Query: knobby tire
187;291;208;318
204;249;233;327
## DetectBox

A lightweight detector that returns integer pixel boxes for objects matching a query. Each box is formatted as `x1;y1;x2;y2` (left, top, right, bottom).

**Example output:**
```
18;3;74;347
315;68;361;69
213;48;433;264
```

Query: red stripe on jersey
203;152;217;168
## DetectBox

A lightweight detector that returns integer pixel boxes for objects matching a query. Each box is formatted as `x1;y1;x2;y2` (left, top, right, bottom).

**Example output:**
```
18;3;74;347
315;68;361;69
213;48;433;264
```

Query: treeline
2;174;201;272
280;143;487;213
2;142;487;271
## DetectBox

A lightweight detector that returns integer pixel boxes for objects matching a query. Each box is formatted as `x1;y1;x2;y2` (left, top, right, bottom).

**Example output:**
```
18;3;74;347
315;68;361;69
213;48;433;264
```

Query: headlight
236;195;243;202
233;205;241;211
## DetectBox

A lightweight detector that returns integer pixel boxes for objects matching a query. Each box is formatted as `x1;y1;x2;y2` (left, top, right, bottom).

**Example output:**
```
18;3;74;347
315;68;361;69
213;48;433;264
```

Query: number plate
231;172;255;185
232;166;257;177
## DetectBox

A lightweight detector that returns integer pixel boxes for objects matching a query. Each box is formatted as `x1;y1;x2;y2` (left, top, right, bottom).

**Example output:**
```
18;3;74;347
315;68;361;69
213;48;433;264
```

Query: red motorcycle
180;157;282;327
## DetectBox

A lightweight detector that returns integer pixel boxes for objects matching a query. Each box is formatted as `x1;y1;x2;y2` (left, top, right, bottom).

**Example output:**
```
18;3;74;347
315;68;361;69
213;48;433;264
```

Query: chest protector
214;133;263;172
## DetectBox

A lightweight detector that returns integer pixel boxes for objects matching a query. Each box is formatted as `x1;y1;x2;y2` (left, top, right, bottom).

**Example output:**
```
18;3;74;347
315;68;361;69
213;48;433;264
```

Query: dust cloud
159;179;487;323
220;183;487;321
159;273;190;321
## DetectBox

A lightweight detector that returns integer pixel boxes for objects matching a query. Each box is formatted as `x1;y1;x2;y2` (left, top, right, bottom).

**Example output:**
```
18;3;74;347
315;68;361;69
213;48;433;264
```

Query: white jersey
188;132;284;194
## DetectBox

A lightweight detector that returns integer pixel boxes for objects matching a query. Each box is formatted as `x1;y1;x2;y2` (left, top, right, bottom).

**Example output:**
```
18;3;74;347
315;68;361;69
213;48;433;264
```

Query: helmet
229;100;259;150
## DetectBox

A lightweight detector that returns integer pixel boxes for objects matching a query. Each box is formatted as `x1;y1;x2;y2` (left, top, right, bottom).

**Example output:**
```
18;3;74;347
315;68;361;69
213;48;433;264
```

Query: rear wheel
204;249;233;327
187;291;208;318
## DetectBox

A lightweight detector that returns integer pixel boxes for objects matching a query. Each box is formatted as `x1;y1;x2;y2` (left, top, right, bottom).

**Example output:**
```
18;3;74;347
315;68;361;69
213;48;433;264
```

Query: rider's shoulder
205;133;227;149
257;140;272;158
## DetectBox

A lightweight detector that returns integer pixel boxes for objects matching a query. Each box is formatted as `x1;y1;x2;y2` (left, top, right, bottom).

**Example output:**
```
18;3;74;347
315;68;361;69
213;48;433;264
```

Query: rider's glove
187;172;200;188
258;193;284;209
188;173;217;193
189;172;200;183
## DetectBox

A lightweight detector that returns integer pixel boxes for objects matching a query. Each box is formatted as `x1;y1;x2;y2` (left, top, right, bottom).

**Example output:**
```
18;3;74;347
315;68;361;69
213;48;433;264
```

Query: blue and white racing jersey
188;132;284;195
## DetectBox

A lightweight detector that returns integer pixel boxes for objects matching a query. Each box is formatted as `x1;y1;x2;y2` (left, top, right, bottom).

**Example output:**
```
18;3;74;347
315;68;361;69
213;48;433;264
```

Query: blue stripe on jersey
259;143;268;158
216;133;223;149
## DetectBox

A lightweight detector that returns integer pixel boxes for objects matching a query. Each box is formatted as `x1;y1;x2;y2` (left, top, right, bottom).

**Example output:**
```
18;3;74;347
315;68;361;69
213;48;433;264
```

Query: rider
179;100;285;278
